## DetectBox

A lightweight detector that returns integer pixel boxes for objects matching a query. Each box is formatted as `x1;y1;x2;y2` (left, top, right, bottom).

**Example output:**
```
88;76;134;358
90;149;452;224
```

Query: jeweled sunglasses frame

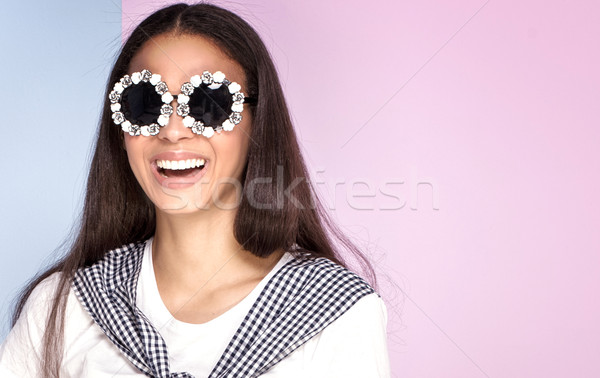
108;69;251;138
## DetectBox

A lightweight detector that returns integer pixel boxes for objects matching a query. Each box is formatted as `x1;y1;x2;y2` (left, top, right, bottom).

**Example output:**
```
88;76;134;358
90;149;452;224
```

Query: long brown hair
11;3;375;376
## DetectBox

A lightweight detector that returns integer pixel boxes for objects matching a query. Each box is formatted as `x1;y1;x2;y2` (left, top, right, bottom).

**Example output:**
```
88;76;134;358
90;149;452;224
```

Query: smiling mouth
156;158;206;178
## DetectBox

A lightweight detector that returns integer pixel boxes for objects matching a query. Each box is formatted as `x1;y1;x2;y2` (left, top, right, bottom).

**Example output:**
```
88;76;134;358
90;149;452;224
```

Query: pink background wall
122;1;600;377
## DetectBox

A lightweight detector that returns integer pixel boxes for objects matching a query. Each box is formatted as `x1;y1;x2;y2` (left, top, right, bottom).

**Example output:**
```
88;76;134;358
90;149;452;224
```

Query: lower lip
151;161;209;189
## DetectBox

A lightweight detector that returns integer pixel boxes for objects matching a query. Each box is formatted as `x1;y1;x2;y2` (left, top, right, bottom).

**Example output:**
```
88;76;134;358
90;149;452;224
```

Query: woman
0;3;389;377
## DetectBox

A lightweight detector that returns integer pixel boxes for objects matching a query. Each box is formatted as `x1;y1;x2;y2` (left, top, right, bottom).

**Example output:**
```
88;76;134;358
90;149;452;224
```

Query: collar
72;240;375;378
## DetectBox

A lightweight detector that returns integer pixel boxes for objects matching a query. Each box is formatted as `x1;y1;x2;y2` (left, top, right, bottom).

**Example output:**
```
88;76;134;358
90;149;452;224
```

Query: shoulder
323;292;388;336
310;292;391;376
265;292;391;377
73;239;147;293
275;254;377;323
0;273;63;376
19;272;64;320
280;256;390;376
6;271;76;339
1;272;110;377
284;254;375;294
277;253;378;321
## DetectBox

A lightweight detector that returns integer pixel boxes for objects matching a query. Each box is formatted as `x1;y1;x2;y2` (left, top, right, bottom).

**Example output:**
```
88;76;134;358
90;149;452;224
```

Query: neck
152;206;283;292
153;206;238;275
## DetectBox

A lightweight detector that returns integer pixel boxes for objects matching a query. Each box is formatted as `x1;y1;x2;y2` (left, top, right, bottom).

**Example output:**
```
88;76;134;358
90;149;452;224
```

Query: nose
157;103;195;143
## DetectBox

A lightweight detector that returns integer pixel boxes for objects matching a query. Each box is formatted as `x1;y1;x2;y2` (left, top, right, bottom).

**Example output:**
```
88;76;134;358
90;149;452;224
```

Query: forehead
129;34;246;88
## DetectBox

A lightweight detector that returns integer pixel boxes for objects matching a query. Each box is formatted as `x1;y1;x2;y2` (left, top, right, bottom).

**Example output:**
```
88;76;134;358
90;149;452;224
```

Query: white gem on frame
213;71;225;83
161;104;173;115
158;114;170;126
113;82;124;94
177;94;190;104
222;119;235;131
191;121;204;134
148;124;160;136
110;103;121;112
201;71;213;85
181;82;194;96
120;75;132;88
155;82;168;95
162;92;174;104
183;116;195;127
177;103;190;117
131;72;141;84
190;75;202;87
109;91;120;103
149;74;162;85
202;127;215;138
129;124;141;136
112;112;125;125
231;103;243;113
229;112;242;125
228;82;241;94
232;92;245;103
140;126;151;137
141;69;152;82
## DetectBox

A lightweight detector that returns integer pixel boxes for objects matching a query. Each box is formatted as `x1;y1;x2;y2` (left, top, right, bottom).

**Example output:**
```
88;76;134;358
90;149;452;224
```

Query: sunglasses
109;69;254;137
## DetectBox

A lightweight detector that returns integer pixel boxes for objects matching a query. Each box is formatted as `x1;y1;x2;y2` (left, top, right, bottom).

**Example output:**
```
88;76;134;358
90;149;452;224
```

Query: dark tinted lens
122;82;163;125
188;83;233;127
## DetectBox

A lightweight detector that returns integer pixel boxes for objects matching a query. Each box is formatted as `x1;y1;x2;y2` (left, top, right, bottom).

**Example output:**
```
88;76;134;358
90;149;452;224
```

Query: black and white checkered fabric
72;240;375;378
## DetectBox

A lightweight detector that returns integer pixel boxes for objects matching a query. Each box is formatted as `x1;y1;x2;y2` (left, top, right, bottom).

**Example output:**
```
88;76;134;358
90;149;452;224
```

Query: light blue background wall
0;0;121;339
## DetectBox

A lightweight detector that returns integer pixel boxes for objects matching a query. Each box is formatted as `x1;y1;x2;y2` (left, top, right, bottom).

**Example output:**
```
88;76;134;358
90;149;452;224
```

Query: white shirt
0;241;390;377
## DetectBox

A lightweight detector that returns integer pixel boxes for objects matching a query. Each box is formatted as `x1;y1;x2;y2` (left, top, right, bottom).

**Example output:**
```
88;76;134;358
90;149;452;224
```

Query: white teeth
156;158;206;170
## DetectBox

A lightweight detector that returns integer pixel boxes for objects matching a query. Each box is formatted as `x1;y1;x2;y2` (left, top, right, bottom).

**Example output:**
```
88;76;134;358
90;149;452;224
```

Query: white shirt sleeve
0;273;61;378
313;293;391;377
264;292;391;377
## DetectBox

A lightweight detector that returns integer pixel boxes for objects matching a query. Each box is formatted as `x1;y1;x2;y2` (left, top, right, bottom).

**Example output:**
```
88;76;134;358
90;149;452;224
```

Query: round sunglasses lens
122;82;163;125
188;84;234;127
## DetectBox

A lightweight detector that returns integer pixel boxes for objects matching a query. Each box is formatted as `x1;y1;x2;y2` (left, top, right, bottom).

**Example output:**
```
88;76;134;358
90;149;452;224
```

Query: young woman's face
124;34;252;214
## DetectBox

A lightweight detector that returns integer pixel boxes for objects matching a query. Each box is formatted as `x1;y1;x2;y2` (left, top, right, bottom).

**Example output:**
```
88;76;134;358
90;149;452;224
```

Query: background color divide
1;1;599;377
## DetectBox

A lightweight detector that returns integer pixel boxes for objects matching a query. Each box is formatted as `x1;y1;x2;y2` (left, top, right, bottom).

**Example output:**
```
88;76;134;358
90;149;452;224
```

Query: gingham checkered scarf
72;240;374;378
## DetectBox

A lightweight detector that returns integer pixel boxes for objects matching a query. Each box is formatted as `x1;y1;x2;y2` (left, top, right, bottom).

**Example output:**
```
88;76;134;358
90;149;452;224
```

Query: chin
149;180;243;215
